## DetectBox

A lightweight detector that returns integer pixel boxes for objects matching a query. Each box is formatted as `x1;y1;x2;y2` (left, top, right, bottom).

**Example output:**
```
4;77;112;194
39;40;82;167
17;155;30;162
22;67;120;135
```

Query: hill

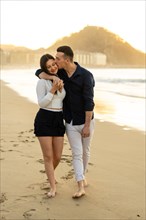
0;44;32;52
48;26;145;67
1;26;145;68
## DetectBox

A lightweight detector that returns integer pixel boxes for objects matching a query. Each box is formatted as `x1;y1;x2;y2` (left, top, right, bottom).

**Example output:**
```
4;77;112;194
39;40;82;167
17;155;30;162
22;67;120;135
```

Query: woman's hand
50;80;64;94
52;76;64;92
58;80;64;92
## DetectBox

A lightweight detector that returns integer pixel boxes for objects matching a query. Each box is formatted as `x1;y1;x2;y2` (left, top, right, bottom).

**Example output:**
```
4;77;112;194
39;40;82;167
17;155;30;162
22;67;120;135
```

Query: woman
34;54;66;198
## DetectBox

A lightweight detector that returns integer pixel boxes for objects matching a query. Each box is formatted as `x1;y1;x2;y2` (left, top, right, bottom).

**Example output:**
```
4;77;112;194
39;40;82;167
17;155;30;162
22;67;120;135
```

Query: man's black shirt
35;62;95;125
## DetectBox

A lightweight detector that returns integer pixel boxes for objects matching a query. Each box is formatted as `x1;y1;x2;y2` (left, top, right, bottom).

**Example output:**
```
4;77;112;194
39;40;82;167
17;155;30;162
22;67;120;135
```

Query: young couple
34;46;95;199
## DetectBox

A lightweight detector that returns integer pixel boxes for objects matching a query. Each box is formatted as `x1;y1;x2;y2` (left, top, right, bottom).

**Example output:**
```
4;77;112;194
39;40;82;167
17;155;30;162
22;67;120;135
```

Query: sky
1;0;146;53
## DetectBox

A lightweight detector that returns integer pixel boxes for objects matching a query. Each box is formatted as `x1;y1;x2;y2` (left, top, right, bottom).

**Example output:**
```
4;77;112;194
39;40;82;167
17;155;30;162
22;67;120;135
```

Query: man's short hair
57;46;74;61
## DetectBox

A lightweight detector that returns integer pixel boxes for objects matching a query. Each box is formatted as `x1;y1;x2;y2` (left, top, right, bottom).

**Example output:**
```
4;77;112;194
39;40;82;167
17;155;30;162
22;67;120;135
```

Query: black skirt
34;108;65;137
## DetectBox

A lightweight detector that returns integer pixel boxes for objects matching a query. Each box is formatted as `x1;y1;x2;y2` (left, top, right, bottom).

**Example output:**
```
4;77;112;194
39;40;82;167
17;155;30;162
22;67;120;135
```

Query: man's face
55;52;66;69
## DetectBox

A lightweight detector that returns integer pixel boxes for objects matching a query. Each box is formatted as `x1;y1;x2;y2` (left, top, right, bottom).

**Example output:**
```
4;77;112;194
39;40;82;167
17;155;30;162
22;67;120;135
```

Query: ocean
1;68;145;132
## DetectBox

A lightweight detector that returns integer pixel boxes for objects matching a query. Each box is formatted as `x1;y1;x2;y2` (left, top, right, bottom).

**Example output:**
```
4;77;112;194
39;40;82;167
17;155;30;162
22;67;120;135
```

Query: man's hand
81;111;93;138
51;75;61;83
81;125;90;138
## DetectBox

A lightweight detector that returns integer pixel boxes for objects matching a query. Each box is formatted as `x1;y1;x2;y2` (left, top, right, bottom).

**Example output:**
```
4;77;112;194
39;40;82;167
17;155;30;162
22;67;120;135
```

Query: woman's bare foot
47;189;56;198
72;188;85;199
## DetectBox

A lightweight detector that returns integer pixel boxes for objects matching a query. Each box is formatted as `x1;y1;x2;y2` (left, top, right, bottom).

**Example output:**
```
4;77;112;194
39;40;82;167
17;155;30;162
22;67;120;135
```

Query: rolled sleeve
35;69;43;78
83;72;95;111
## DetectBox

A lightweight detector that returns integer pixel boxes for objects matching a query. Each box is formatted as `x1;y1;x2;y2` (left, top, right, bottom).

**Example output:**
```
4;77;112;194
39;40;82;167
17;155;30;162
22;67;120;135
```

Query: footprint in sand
61;154;72;166
40;170;46;173
0;139;6;142
0;193;7;203
28;129;34;133
36;158;44;164
88;162;94;166
27;182;50;191
63;140;68;145
61;169;74;180
23;209;36;219
0;158;5;160
21;154;34;158
13;144;19;147
18;129;36;144
1;216;6;220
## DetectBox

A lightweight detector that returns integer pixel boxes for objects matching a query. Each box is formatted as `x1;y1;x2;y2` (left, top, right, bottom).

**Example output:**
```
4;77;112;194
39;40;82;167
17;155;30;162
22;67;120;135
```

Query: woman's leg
38;136;56;197
52;136;64;169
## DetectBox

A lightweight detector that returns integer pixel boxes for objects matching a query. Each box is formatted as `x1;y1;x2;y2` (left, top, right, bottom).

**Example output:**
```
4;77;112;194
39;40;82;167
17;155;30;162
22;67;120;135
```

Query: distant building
74;51;106;66
0;50;11;65
0;49;107;68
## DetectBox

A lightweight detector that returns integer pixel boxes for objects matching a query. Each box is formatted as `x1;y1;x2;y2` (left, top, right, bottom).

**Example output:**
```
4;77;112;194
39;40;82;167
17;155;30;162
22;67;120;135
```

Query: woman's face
46;59;58;74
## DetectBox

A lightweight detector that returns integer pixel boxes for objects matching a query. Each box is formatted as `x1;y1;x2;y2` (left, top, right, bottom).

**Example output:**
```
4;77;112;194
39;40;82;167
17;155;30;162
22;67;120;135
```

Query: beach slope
0;80;145;220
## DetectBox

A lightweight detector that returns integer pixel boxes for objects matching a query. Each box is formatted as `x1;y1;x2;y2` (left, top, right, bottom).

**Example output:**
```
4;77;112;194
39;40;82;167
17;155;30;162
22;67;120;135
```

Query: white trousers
65;119;95;182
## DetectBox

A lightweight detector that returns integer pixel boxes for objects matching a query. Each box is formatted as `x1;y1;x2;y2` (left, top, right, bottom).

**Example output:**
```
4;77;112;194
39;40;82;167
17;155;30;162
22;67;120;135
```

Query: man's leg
66;122;85;197
66;122;84;181
82;119;95;174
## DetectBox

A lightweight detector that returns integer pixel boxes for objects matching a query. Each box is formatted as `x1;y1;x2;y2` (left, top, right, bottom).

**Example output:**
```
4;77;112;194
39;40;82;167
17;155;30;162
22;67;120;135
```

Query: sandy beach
0;80;145;220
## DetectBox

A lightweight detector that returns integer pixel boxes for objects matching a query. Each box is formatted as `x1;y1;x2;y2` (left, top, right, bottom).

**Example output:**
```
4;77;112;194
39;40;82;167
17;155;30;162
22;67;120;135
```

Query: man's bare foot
47;189;56;198
72;188;85;199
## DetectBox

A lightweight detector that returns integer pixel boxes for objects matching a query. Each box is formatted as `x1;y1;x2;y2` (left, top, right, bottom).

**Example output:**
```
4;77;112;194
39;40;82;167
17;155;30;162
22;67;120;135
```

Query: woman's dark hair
40;54;55;75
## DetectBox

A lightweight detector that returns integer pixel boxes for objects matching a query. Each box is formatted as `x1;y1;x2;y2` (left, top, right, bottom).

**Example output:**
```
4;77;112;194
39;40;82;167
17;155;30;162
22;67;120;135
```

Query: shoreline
1;80;145;219
1;77;145;133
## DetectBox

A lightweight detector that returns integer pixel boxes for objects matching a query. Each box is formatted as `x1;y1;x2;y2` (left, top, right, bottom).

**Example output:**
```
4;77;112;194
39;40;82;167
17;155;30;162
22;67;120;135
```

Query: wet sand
0;80;145;220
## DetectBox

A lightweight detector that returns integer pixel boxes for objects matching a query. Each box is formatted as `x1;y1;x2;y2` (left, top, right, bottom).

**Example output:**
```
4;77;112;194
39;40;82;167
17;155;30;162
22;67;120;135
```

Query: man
35;46;95;198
